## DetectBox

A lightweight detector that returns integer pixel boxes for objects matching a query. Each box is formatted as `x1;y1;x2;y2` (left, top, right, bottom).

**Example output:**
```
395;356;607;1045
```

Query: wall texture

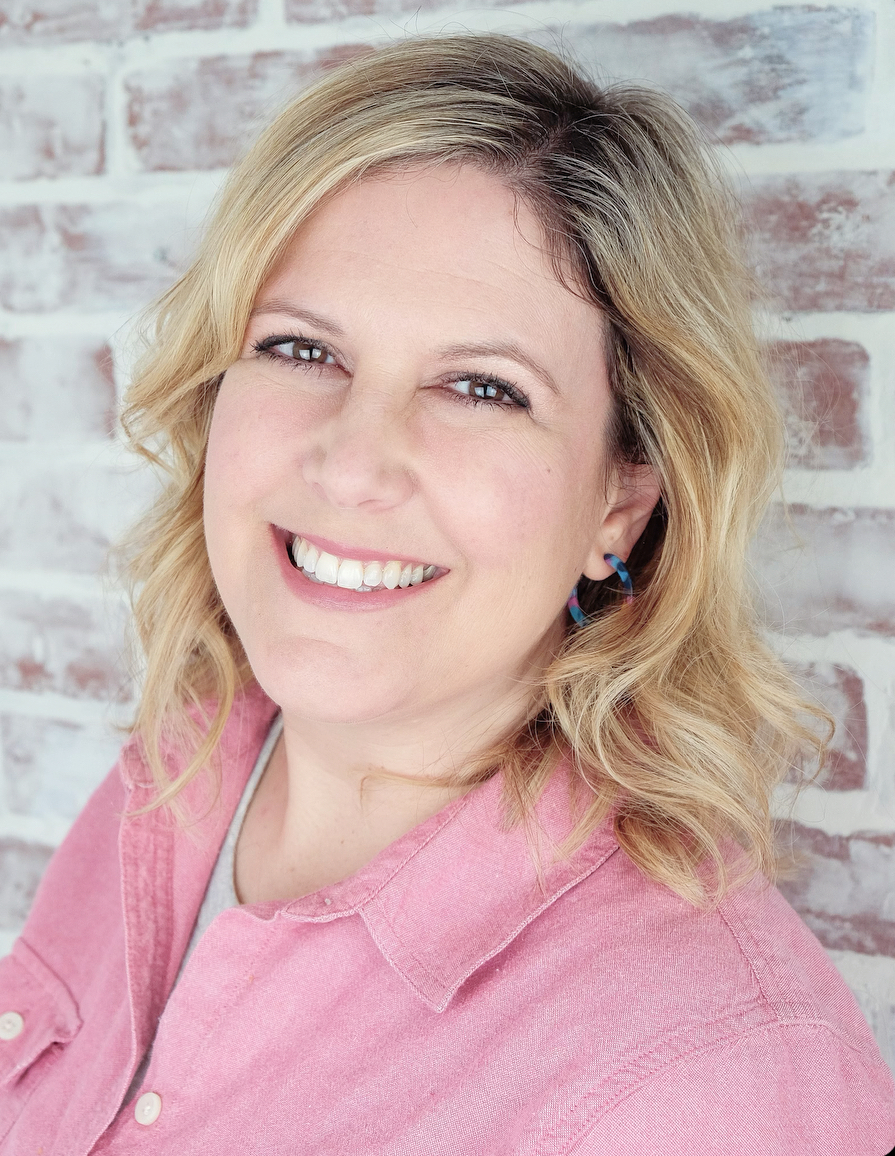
0;0;894;1073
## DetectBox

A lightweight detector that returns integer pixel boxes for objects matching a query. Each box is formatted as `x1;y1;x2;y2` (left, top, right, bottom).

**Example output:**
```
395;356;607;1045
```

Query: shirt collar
273;741;620;1013
122;686;620;1017
117;684;282;1051
357;771;619;1011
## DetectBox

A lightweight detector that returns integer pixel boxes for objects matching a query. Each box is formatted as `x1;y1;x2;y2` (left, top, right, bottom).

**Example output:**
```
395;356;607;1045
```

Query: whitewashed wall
0;0;893;1074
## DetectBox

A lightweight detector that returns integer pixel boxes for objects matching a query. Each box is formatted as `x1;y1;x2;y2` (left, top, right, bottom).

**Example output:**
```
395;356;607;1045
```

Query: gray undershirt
119;713;284;1112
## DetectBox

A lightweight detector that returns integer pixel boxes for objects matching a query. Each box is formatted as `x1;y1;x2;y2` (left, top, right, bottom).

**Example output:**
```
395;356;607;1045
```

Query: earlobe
581;463;661;581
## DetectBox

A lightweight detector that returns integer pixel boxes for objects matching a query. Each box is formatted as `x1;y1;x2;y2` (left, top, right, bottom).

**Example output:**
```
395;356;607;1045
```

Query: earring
603;553;634;603
567;554;634;628
567;586;588;626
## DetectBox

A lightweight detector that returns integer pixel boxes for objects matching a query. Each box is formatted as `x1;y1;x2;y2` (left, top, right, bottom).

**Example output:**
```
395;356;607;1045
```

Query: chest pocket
0;939;81;1137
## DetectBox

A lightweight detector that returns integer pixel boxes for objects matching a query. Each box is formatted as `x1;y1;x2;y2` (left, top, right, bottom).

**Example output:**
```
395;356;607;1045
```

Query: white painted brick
2;712;124;821
0;451;158;573
0;0;892;1010
0;72;105;179
0;199;205;313
0;587;131;701
531;7;874;146
0;335;115;439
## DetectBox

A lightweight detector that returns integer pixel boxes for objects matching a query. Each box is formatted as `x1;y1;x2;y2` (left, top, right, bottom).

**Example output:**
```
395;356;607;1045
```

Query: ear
581;463;661;581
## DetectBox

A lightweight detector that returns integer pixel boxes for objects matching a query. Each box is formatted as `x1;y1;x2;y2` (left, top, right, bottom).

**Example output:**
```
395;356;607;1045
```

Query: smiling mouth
288;535;440;592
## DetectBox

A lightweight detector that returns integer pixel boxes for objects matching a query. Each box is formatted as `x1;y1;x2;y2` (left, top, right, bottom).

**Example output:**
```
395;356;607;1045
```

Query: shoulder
11;683;277;981
517;844;895;1154
11;737;131;985
542;832;875;1045
567;1019;895;1155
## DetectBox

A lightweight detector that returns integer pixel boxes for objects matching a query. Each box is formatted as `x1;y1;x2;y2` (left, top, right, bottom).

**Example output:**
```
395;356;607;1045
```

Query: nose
300;374;416;511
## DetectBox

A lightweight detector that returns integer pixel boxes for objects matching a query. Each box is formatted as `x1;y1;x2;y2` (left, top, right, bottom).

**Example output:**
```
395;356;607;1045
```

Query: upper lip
280;527;445;571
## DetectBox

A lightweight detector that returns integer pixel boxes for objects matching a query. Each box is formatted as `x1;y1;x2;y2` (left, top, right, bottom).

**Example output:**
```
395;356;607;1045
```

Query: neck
233;680;544;905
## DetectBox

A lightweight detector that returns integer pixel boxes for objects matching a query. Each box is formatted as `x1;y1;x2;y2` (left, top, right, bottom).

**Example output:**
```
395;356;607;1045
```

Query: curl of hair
118;32;829;906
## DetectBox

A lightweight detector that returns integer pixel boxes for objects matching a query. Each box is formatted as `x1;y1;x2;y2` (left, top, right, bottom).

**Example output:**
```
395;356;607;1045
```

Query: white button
0;1012;24;1041
134;1091;162;1125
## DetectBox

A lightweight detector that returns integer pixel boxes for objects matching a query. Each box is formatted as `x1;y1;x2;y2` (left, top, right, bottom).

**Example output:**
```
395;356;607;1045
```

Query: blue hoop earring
567;586;588;627
567;554;634;628
603;553;634;603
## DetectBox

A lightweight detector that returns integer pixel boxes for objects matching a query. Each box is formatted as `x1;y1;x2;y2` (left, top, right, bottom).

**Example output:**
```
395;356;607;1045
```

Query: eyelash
251;334;530;411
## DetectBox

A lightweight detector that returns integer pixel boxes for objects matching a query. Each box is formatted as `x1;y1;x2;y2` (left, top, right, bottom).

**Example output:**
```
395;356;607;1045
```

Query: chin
245;634;412;726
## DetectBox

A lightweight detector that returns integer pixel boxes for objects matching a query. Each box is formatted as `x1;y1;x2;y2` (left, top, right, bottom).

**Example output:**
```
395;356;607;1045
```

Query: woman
1;32;893;1154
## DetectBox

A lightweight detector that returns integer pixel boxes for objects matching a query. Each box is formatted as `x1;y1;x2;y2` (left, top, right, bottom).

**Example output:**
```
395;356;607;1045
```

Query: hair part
118;32;829;906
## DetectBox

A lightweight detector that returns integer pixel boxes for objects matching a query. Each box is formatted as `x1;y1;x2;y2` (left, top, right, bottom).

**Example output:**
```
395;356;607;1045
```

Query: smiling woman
1;32;893;1156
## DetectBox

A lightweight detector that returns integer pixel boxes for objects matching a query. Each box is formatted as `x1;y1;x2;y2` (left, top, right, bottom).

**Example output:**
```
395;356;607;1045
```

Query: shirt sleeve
567;1021;895;1156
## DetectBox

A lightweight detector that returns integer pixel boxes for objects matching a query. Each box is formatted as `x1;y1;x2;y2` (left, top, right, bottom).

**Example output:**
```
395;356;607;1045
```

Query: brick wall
1;0;893;1073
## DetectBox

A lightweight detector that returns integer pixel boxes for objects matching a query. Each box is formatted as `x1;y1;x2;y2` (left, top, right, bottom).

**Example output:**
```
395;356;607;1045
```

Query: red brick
533;7;871;146
126;45;370;172
0;338;115;440
0;838;53;930
0;74;104;180
765;339;869;469
744;172;895;312
0;0;129;43
755;506;895;636
0;591;131;701
0;202;197;313
2;714;123;819
287;0;452;19
0;0;255;45
777;823;895;956
790;662;867;790
135;0;256;34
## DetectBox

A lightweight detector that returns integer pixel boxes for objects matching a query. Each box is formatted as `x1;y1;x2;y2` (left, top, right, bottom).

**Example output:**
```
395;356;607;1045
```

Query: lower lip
272;527;444;614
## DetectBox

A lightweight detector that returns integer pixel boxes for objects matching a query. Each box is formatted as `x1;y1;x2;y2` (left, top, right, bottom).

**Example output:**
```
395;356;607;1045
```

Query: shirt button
0;1012;24;1041
134;1091;162;1125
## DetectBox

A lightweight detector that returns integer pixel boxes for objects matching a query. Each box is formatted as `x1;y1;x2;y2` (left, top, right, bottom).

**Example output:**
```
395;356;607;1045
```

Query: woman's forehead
258;163;603;344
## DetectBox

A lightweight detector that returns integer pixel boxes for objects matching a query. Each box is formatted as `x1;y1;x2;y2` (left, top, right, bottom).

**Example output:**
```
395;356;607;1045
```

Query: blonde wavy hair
120;32;827;907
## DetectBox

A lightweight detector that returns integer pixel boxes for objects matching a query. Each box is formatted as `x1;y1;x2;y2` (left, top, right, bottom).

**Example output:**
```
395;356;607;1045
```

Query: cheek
203;377;280;573
482;436;606;586
428;434;582;577
203;406;243;610
203;392;243;545
206;378;256;482
204;375;288;516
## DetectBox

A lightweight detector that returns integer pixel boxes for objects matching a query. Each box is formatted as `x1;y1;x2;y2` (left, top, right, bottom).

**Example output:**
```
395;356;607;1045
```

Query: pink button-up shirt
1;685;894;1154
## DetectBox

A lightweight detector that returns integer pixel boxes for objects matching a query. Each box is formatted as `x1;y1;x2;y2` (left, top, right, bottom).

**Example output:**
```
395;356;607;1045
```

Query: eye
448;375;529;410
253;335;337;366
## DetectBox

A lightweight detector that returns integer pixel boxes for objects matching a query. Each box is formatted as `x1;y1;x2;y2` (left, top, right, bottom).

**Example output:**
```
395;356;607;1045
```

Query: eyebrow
435;340;561;396
250;302;561;396
250;300;346;337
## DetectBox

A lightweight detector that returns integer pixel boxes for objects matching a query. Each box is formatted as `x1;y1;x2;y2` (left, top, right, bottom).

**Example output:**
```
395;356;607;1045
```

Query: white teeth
382;560;402;590
289;536;440;593
363;560;383;587
292;537;308;567
303;543;319;574
314;550;339;585
336;558;364;589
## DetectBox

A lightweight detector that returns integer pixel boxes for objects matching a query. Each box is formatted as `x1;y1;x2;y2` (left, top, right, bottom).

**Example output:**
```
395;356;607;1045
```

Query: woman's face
204;163;654;734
